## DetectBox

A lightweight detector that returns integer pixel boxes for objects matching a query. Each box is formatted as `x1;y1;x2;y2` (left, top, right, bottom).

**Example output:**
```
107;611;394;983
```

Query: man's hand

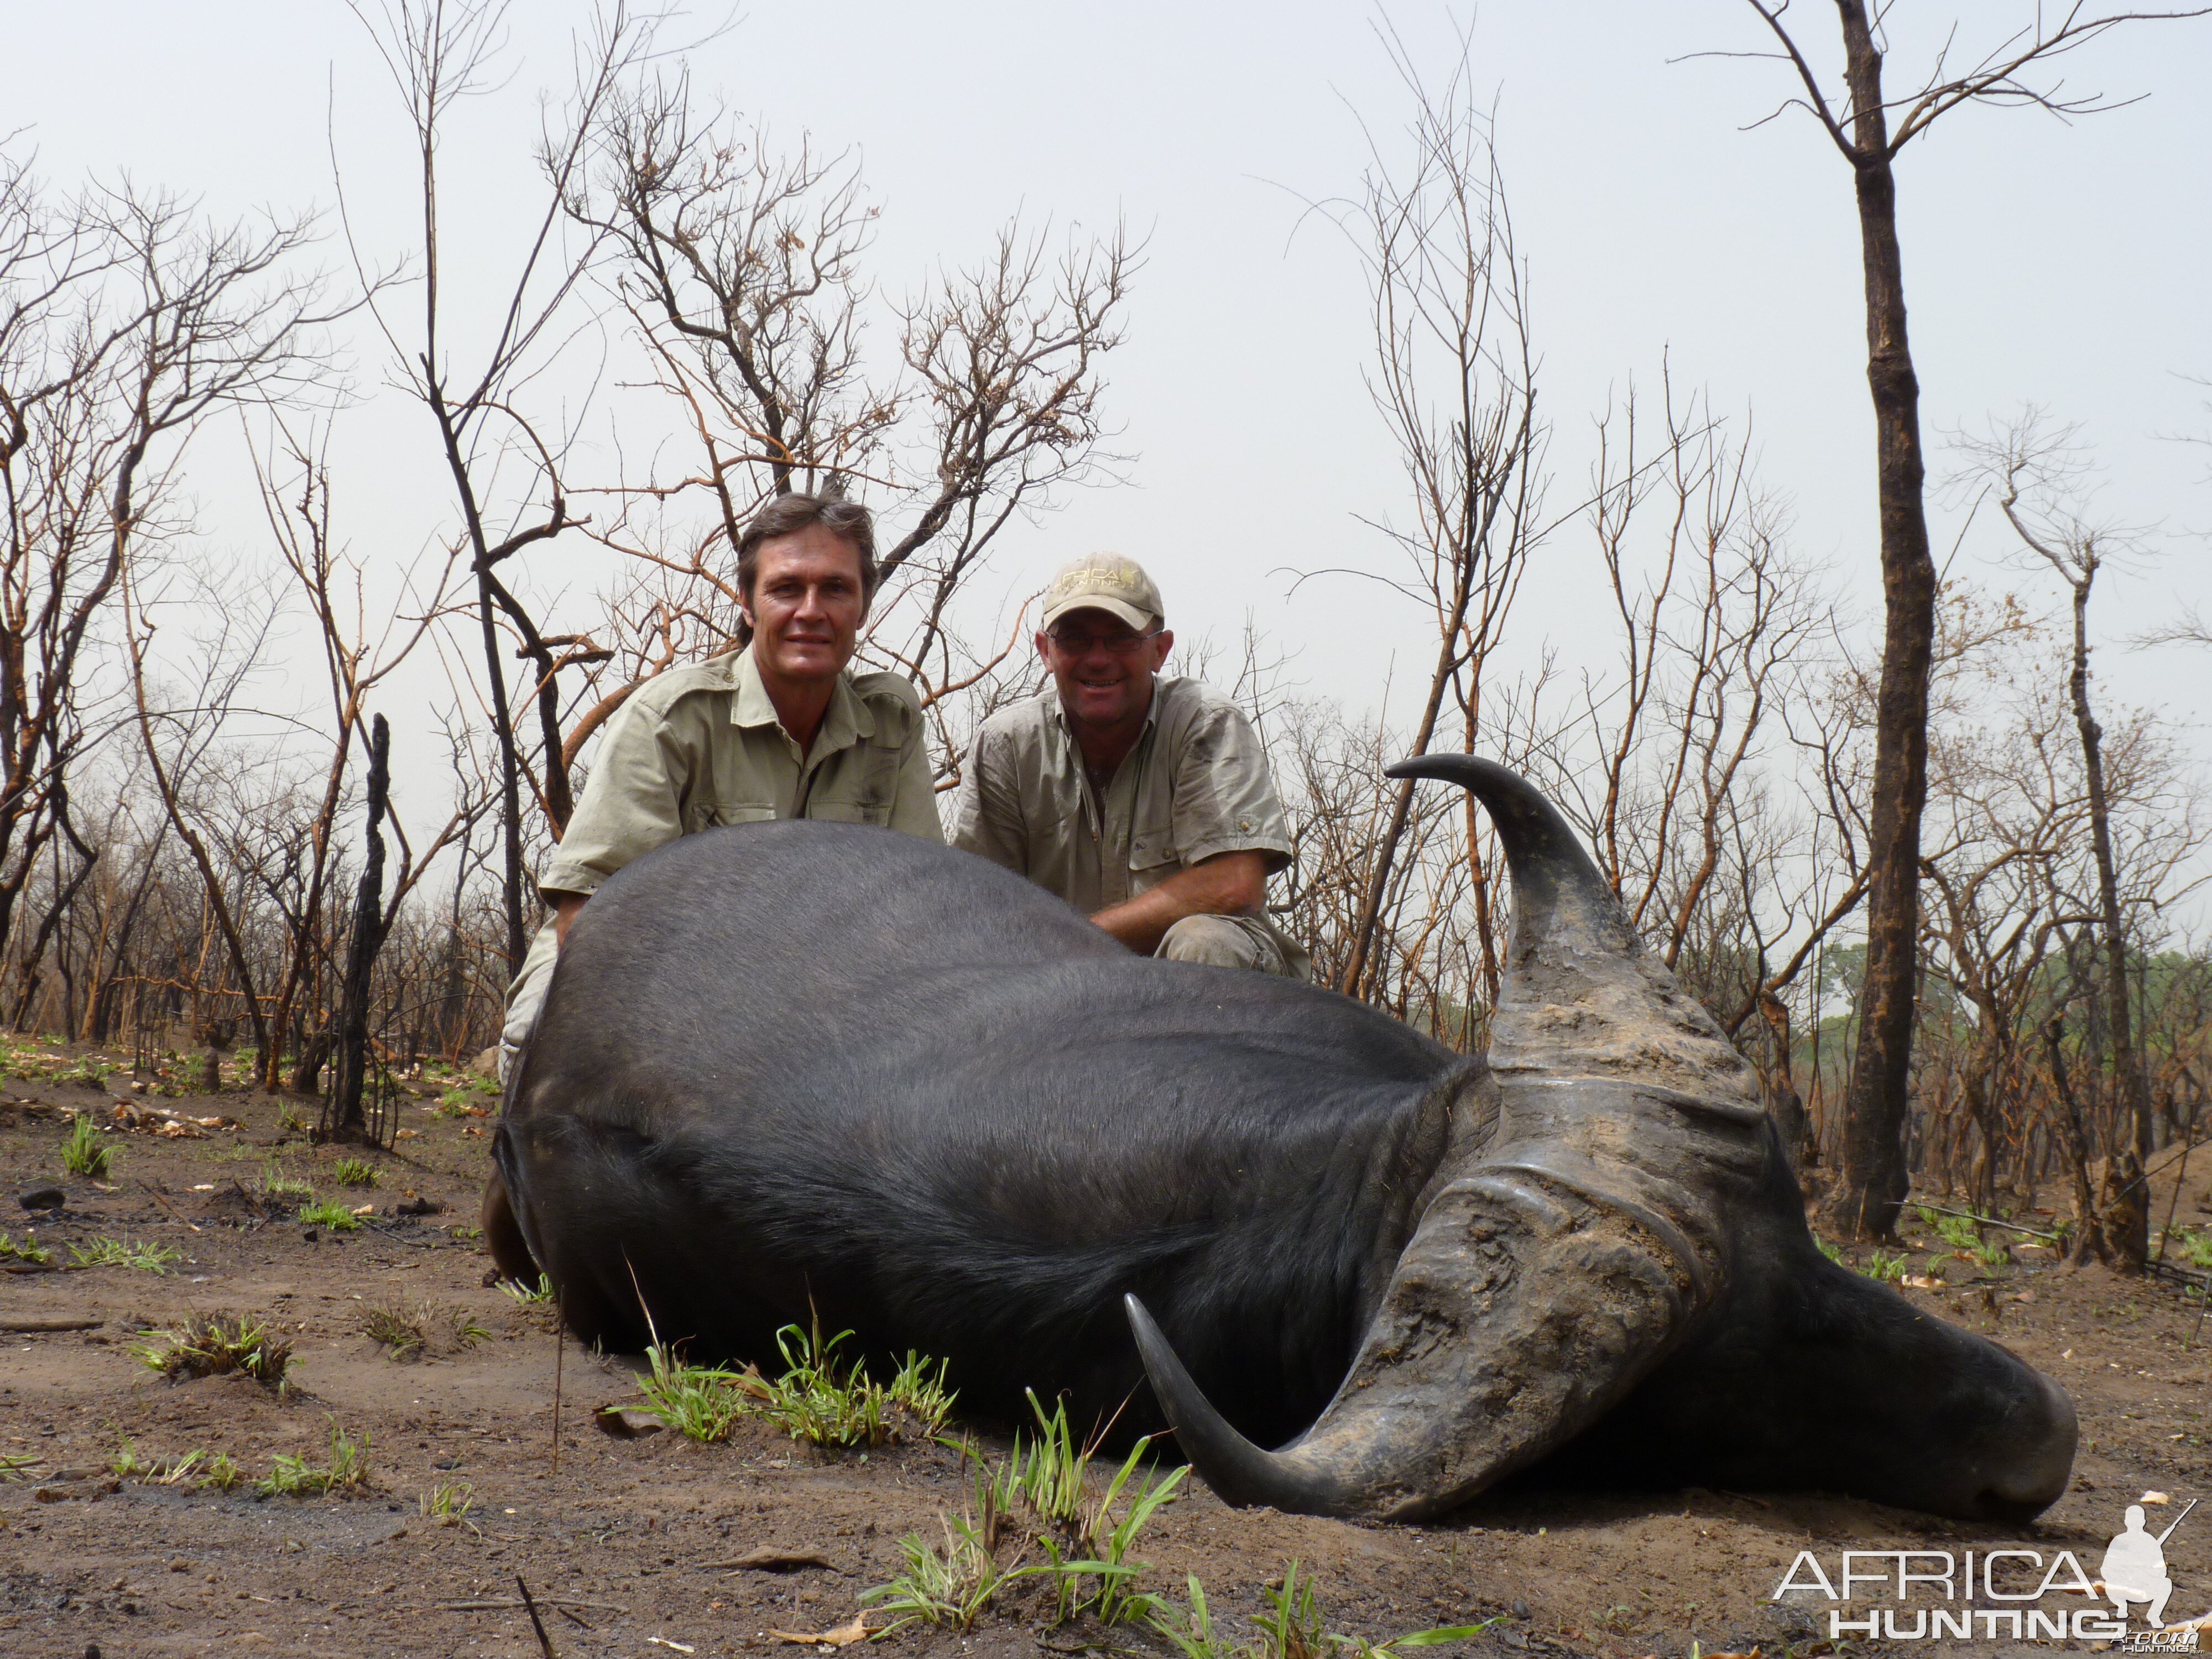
553;892;589;951
1089;850;1267;956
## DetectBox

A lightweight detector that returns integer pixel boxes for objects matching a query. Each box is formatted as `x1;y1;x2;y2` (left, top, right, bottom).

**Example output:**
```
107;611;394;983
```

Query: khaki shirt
951;677;1300;947
539;646;942;900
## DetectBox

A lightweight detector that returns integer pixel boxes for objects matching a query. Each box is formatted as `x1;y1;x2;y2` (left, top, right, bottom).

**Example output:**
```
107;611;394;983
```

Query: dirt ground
1;1050;2208;1659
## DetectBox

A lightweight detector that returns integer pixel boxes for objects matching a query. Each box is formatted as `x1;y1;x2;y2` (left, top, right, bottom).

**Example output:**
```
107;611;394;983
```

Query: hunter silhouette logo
2104;1499;2194;1629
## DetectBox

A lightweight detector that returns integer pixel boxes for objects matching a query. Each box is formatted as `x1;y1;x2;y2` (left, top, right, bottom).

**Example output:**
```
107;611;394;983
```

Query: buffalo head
1126;753;2077;1523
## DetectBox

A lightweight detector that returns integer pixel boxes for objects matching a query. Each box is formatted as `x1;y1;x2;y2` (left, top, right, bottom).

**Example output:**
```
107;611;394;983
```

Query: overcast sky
14;0;2212;777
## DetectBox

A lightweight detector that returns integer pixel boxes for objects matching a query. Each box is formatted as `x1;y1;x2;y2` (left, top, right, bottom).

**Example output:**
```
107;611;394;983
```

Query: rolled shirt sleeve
949;724;1032;875
538;692;690;899
1168;702;1295;874
887;704;948;843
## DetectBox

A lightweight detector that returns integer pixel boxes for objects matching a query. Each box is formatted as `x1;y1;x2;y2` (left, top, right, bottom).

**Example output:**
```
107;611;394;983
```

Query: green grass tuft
418;1479;476;1527
1151;1560;1497;1658
330;1156;380;1188
131;1312;293;1387
297;1199;362;1232
60;1114;112;1178
868;1409;1186;1635
69;1235;184;1274
361;1298;491;1361
0;1228;54;1265
259;1160;312;1198
258;1419;369;1498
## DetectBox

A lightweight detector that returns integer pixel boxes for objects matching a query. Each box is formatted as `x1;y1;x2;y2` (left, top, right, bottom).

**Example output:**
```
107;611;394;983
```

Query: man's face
1036;607;1173;732
745;524;868;688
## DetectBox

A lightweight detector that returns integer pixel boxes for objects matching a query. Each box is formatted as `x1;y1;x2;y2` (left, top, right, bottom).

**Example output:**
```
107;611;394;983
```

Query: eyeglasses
1045;626;1164;656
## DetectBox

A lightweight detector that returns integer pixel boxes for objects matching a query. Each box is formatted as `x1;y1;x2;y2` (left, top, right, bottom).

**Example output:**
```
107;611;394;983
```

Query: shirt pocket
685;798;778;832
808;797;893;828
1129;813;1179;875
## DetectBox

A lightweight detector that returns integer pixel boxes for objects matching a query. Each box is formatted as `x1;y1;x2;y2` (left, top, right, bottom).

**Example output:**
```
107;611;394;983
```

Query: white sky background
11;0;2212;899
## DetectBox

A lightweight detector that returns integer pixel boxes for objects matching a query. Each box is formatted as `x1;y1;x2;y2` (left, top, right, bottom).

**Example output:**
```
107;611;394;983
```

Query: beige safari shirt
539;645;942;900
950;676;1301;954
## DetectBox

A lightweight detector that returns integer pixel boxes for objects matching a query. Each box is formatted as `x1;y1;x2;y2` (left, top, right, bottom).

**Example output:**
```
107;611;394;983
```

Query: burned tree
1726;0;2211;1239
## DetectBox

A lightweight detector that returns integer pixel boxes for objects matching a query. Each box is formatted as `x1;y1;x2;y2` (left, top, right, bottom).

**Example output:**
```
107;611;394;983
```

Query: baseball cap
1040;552;1165;632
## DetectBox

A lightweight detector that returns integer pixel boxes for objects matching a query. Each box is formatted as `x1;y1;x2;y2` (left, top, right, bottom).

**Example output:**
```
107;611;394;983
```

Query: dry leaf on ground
766;1613;869;1646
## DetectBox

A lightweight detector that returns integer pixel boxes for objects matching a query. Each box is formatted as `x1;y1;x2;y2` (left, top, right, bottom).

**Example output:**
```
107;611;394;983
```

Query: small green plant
635;1337;762;1443
259;1160;312;1198
418;1479;476;1527
450;1224;483;1241
865;1512;1013;1633
298;1199;362;1232
1038;1437;1188;1625
497;1272;554;1303
1150;1562;1495;1659
258;1419;369;1497
1000;1391;1093;1532
2167;1227;2212;1273
870;1411;1187;1635
1863;1249;1911;1283
199;1451;243;1492
58;1055;108;1089
61;1114;113;1178
755;1316;954;1448
330;1156;380;1189
1917;1207;1984;1253
1815;1235;1846;1266
131;1312;293;1387
276;1102;308;1134
69;1235;184;1274
0;1229;54;1265
108;1438;210;1486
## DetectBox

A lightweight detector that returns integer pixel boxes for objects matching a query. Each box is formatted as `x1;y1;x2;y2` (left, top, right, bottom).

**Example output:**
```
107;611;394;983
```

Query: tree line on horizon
2;1;2208;1265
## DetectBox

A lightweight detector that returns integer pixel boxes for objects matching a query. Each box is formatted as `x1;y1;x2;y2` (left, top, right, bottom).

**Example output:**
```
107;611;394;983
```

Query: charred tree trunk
328;716;392;1142
2063;574;2151;1269
1817;3;1938;1243
2044;1016;2111;1266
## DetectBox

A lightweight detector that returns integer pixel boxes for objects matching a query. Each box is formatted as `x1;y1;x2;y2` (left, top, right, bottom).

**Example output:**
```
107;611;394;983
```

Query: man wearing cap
951;552;1308;978
497;491;942;1082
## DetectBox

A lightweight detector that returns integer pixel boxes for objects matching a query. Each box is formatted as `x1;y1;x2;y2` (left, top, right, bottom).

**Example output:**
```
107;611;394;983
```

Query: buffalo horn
1126;755;1774;1520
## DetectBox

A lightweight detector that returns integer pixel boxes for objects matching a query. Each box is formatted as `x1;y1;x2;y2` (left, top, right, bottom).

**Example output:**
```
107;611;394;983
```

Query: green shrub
297;1200;362;1232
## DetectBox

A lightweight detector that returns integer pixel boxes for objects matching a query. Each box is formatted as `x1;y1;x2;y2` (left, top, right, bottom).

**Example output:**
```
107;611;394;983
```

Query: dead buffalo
489;755;2075;1524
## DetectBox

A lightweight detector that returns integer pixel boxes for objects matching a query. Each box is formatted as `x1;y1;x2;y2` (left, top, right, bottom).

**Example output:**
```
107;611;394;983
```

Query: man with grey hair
951;552;1307;978
497;491;942;1081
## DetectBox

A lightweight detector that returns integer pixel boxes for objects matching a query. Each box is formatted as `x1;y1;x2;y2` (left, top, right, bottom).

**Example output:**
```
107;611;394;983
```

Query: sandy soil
1;1057;2208;1659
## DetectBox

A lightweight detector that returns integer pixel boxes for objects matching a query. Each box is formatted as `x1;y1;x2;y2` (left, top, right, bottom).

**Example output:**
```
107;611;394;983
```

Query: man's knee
1156;914;1287;974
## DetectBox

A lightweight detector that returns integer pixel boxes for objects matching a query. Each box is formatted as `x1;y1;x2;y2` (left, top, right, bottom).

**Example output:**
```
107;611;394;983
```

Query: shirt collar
728;645;874;749
1047;674;1166;745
